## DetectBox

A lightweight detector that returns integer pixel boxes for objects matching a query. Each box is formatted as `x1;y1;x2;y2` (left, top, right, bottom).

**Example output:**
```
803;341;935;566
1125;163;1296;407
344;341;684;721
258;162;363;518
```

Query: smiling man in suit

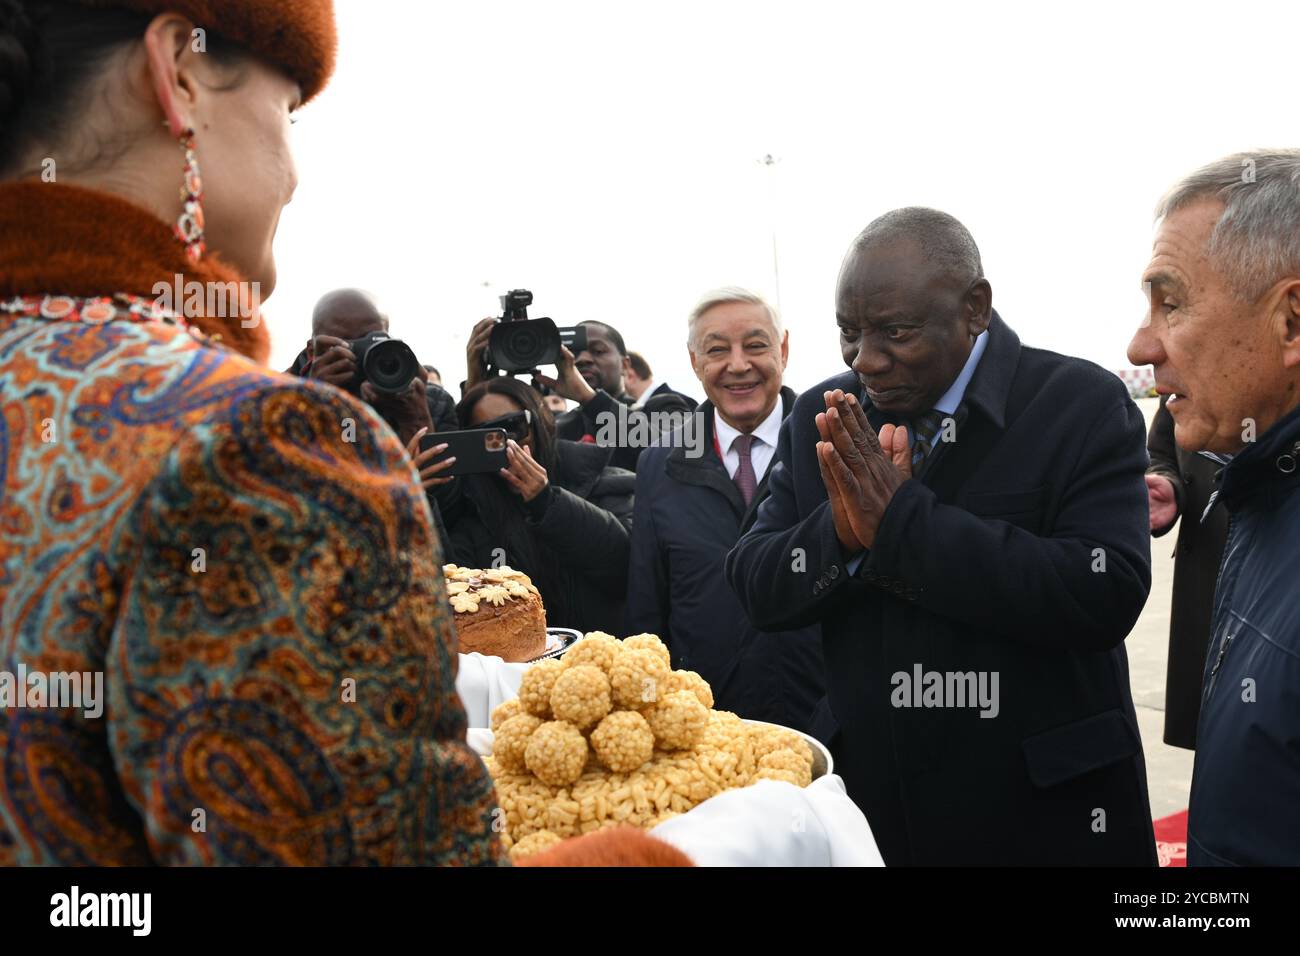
726;208;1157;865
627;288;824;731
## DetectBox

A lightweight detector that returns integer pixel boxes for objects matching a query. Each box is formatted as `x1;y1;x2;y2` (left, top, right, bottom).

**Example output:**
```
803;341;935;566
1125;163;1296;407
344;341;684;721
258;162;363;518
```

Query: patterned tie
732;434;759;505
909;410;946;474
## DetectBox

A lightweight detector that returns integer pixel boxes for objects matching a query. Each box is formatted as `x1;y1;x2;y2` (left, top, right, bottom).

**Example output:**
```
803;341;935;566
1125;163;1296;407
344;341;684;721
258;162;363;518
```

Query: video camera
488;289;588;374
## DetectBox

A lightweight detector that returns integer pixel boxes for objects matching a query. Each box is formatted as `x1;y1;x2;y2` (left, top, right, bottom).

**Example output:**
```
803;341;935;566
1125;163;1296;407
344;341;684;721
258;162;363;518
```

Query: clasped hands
816;389;912;555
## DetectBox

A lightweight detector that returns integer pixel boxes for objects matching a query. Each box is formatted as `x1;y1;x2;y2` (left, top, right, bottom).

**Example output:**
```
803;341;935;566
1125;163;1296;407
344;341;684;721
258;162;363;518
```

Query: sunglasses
477;409;531;442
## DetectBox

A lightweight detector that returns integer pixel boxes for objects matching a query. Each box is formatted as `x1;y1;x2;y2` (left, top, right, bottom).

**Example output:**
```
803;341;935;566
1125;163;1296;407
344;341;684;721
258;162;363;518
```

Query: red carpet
1153;809;1188;867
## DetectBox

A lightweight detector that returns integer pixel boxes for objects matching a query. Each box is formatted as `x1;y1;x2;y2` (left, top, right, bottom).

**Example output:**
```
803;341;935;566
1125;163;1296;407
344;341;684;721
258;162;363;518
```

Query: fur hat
77;0;337;102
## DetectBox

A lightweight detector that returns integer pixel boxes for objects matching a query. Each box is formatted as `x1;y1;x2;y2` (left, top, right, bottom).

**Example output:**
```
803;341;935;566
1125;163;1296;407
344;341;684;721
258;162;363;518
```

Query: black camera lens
355;334;420;395
489;318;562;373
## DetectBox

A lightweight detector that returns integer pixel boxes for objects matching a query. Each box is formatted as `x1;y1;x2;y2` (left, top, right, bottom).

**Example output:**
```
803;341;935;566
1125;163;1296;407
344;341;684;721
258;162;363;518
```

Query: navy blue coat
1188;402;1300;866
626;388;825;732
725;312;1157;865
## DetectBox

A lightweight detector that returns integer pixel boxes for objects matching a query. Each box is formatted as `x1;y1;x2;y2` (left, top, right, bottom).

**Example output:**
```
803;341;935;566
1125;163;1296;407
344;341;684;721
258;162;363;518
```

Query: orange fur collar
0;181;271;363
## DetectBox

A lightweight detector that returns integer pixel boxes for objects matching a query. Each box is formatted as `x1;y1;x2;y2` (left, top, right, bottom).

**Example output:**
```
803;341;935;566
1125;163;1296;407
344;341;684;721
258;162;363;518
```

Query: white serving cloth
650;775;883;867
455;652;530;729
462;702;885;868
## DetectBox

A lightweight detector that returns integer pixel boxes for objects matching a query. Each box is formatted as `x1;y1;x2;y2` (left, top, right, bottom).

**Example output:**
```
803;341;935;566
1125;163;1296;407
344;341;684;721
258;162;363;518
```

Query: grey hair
1156;149;1300;301
687;286;783;350
851;207;983;287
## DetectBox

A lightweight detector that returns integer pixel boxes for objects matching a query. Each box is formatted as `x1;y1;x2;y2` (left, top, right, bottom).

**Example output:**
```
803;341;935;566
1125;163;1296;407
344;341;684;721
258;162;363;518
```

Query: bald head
312;289;389;341
849;207;983;290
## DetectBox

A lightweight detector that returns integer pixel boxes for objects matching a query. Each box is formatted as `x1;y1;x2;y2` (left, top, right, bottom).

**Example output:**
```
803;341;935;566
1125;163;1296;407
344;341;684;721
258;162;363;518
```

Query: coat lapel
666;402;746;518
919;312;1021;501
666;387;799;524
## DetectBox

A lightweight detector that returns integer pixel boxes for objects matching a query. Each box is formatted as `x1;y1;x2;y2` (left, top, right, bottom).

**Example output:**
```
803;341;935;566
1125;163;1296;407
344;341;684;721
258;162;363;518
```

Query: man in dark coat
626;351;700;410
726;208;1156;866
1146;396;1229;749
627;289;824;732
1128;150;1300;866
543;321;694;472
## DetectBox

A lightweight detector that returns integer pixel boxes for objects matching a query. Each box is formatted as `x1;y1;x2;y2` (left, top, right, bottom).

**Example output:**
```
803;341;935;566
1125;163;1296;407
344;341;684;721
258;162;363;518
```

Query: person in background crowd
627;289;824;731
447;377;635;633
1128;150;1300;866
288;288;459;539
425;364;442;386
1146;396;1229;750
626;350;699;410
544;393;571;416
727;208;1156;865
625;351;653;401
465;317;692;472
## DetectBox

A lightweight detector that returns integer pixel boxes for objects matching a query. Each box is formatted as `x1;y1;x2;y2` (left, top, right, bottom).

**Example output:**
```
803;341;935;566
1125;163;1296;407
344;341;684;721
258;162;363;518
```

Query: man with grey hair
1128;149;1300;866
627;287;825;729
729;208;1156;865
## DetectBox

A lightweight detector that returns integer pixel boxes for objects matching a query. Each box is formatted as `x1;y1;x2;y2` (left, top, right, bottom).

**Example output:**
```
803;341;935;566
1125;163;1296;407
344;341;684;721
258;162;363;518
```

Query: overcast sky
267;0;1297;398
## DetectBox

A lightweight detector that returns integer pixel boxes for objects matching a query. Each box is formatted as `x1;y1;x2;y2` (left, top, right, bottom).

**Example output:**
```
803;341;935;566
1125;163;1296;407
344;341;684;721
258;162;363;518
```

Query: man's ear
688;345;705;384
1279;280;1300;369
965;278;993;337
142;14;201;136
780;329;790;370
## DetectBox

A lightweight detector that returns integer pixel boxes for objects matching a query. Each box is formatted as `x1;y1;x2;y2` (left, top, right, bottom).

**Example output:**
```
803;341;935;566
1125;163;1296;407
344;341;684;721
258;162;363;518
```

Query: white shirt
631;378;658;410
714;402;783;482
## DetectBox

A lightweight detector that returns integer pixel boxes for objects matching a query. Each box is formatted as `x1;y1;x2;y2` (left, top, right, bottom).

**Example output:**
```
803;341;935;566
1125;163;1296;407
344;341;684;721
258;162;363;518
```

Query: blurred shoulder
1018;344;1134;410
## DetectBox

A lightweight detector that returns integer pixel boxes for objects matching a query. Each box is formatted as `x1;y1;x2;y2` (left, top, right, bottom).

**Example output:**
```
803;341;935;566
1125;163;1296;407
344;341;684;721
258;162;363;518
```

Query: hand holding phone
419;428;508;477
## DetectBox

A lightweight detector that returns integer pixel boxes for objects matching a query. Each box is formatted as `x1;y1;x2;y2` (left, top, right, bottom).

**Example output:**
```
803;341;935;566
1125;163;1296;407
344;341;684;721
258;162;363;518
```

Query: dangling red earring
174;128;206;263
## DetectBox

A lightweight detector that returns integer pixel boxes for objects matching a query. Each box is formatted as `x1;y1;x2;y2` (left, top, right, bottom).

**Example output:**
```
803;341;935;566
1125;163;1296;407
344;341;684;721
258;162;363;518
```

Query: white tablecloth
650;775;883;867
458;653;883;867
456;652;529;729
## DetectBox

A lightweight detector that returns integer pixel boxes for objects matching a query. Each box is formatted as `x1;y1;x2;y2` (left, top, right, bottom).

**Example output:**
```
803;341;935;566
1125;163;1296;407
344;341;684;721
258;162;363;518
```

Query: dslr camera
345;331;422;396
488;289;588;374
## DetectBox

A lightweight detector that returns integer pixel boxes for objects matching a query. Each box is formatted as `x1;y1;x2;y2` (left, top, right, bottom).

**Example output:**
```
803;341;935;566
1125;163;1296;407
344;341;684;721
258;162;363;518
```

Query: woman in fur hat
0;0;686;868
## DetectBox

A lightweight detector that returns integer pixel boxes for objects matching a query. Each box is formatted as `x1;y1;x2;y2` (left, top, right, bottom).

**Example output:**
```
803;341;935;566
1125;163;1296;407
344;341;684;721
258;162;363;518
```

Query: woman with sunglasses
450;377;635;633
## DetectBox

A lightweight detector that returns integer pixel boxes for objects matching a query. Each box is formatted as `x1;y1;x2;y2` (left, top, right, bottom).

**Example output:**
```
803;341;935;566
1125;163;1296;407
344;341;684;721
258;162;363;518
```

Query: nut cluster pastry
485;632;816;858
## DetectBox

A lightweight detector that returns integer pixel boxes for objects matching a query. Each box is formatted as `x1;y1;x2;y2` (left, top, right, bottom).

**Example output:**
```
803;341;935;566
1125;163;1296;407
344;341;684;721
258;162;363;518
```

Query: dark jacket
1187;403;1300;866
646;381;700;410
725;312;1157;866
557;388;696;472
1147;396;1230;750
445;438;634;633
626;388;825;732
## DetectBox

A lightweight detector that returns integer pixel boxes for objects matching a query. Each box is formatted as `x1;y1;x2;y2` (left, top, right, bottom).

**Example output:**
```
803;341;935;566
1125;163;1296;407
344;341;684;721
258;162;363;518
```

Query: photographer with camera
446;376;635;632
290;289;462;537
466;294;693;472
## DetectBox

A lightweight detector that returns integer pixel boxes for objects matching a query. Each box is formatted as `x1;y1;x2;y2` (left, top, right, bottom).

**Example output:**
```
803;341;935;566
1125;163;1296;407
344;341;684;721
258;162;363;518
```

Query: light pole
759;154;783;317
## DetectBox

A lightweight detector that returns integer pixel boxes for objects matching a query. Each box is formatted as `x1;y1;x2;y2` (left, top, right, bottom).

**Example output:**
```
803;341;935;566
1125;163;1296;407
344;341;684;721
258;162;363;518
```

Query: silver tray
743;718;834;779
527;627;582;663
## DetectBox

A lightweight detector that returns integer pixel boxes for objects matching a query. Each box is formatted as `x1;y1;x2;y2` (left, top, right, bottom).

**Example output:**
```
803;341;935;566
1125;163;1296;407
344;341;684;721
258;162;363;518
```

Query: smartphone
419;428;508;477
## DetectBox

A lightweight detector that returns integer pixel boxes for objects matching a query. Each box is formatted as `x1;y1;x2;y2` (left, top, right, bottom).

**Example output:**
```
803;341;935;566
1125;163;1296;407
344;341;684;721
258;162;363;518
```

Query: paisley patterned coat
0;183;504;865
